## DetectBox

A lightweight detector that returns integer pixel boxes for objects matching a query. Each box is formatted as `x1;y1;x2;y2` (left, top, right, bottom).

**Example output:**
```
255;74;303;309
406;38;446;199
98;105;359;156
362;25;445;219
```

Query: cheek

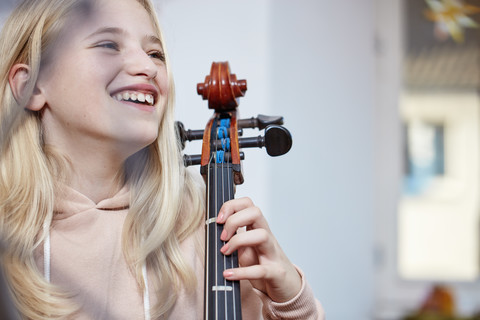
156;67;170;96
42;57;111;97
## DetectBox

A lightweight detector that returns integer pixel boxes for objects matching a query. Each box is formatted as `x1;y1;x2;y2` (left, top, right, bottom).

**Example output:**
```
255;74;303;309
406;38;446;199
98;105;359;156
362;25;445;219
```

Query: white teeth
113;91;155;106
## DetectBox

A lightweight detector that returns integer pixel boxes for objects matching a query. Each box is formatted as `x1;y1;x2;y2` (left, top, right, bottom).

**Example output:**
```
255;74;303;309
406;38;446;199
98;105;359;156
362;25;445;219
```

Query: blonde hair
0;0;204;319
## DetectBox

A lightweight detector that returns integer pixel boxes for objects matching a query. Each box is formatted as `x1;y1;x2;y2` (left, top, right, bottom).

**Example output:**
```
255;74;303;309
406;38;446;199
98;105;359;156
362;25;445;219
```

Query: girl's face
36;0;168;159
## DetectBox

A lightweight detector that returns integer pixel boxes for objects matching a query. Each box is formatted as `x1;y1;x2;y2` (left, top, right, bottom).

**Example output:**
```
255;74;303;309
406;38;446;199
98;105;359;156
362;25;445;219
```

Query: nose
124;47;158;80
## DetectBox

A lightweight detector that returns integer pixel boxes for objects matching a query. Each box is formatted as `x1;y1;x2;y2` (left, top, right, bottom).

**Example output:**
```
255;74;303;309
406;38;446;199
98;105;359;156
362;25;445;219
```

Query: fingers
217;197;254;223
217;197;270;241
223;264;269;281
223;263;302;303
220;228;273;256
215;197;303;302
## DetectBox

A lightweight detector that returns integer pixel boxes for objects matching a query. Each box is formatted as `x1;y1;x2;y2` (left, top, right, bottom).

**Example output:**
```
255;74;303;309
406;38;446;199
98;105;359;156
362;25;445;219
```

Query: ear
8;63;46;111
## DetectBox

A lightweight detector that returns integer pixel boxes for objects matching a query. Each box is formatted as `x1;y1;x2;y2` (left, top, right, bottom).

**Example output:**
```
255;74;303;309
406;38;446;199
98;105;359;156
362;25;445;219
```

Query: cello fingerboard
204;163;242;320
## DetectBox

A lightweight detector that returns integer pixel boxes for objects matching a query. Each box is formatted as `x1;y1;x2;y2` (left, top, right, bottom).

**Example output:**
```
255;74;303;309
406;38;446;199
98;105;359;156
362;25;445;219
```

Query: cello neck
204;158;242;319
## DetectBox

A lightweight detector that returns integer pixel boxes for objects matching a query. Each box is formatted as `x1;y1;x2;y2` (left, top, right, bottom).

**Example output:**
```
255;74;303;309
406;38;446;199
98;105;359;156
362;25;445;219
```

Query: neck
69;161;124;204
50;141;129;204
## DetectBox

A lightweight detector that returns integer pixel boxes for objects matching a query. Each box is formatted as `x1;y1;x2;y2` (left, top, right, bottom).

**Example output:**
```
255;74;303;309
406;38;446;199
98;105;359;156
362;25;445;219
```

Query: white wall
268;1;375;319
373;0;406;318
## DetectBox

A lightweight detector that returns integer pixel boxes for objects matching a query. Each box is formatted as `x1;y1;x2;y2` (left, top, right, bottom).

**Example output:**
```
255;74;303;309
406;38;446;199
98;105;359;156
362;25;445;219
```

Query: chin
135;133;159;149
117;131;159;157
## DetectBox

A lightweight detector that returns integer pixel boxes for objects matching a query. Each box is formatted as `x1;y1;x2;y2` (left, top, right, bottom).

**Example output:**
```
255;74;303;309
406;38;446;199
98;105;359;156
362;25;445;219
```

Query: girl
0;0;324;319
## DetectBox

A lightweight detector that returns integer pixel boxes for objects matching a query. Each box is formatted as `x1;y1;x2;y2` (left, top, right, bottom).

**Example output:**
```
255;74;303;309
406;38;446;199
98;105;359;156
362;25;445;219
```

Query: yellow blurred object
420;285;456;316
424;0;480;42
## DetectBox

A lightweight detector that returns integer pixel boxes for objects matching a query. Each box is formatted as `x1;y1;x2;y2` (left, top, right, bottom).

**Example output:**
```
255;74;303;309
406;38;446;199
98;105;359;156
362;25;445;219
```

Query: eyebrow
85;27;124;39
85;27;163;48
146;35;163;48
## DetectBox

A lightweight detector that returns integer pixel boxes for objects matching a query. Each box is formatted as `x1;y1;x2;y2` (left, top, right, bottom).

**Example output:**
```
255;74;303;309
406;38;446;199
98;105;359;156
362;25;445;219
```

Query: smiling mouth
112;91;155;106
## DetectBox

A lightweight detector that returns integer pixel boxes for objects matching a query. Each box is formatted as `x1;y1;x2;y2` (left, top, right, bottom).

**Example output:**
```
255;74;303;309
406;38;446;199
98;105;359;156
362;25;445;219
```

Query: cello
177;61;292;320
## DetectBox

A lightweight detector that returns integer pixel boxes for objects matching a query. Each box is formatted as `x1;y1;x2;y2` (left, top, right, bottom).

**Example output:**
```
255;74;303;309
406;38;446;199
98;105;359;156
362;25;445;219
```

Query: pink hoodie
35;186;325;319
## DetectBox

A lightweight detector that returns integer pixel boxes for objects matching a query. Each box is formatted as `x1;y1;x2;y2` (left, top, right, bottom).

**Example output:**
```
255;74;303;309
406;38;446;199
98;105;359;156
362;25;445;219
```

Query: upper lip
110;83;159;103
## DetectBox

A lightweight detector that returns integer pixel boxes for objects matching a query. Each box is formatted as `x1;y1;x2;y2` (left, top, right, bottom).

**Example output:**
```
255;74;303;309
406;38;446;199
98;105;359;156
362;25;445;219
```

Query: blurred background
3;0;480;319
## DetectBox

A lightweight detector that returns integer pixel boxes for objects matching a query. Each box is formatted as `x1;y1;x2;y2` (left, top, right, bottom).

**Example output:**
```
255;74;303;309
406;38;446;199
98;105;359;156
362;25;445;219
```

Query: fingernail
217;213;224;223
224;270;234;278
221;243;229;254
220;229;227;241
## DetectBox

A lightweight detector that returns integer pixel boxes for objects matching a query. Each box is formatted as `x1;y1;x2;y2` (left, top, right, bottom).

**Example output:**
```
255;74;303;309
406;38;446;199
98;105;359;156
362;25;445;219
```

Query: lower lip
116;100;156;112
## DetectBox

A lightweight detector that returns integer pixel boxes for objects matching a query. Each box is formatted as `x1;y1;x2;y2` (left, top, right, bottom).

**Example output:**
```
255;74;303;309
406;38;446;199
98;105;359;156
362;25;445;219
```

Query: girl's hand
217;197;302;303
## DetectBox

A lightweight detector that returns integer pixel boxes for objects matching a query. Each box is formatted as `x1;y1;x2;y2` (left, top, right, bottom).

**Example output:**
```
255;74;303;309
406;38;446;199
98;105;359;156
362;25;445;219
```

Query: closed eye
95;41;120;51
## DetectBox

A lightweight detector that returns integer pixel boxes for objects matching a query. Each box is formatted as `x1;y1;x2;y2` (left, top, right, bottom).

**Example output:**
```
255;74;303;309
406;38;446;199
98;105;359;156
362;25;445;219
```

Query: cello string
222;140;228;319
227;154;235;320
214;156;219;320
205;152;212;319
219;119;229;319
229;158;237;320
214;121;220;320
229;124;238;320
220;123;228;320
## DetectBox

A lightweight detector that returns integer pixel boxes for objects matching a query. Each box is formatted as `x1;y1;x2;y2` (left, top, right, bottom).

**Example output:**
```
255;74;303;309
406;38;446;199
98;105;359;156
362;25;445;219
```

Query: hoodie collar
53;184;130;220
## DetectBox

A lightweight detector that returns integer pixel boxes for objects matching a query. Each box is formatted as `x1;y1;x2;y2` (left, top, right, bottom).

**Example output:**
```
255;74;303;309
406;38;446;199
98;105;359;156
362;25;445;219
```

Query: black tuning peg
237;114;284;130
176;114;285;150
238;125;292;156
178;117;292;163
175;121;204;150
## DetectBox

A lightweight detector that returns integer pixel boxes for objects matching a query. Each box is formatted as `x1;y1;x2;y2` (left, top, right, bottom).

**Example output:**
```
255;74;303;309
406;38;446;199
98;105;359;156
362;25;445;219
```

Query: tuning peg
238;125;292;156
237;114;284;130
175;121;204;150
183;124;292;166
176;114;285;150
183;154;202;166
177;119;292;157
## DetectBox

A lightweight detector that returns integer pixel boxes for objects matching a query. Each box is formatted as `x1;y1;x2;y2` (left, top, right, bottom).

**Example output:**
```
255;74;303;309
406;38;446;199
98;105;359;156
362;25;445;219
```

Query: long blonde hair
0;0;204;318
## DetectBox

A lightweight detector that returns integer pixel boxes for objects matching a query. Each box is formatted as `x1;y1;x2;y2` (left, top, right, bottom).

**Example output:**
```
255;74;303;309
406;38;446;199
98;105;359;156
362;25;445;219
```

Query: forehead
68;0;159;39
